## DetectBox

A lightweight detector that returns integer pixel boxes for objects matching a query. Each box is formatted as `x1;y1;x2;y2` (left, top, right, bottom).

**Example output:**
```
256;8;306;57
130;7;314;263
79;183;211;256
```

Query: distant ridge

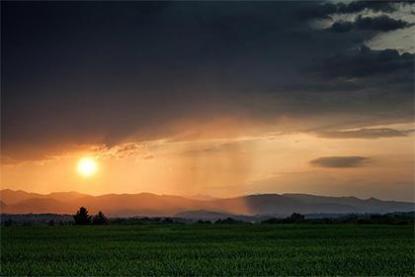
1;189;414;217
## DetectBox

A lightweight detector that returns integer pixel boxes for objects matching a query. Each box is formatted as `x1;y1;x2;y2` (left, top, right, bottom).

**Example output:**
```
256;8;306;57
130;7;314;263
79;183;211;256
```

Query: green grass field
1;224;414;276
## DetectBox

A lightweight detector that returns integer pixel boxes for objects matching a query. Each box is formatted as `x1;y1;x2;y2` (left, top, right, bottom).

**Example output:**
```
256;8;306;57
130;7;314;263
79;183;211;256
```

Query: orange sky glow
2;121;414;201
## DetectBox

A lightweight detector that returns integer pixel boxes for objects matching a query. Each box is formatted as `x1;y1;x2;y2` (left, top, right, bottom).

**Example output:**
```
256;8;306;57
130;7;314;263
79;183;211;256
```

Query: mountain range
1;189;414;217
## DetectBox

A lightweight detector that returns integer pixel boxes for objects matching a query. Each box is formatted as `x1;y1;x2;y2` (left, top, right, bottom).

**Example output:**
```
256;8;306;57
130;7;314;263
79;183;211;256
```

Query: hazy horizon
1;187;414;203
2;187;413;218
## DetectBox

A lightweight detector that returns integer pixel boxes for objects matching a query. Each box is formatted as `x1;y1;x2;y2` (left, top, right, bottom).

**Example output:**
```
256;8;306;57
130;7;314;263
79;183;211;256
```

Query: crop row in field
1;224;414;275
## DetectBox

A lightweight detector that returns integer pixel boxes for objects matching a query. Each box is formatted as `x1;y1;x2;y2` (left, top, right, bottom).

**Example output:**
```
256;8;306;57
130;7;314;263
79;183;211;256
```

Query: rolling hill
1;189;414;217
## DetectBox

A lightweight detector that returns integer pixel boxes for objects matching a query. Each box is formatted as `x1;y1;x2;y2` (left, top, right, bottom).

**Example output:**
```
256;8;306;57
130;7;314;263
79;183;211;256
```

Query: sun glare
77;157;98;178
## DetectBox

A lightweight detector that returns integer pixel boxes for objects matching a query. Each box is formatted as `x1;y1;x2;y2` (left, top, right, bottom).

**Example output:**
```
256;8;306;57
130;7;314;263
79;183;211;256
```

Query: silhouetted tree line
73;207;109;225
2;210;414;226
261;212;415;225
110;216;184;225
214;217;245;224
261;213;305;224
1;214;73;226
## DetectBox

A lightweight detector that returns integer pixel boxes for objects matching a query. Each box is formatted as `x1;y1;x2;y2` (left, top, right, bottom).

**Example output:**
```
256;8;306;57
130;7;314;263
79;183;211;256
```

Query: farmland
1;224;414;276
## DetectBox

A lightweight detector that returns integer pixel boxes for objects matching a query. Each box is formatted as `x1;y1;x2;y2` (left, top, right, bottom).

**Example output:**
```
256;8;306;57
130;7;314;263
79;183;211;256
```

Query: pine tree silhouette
92;211;109;225
73;207;92;225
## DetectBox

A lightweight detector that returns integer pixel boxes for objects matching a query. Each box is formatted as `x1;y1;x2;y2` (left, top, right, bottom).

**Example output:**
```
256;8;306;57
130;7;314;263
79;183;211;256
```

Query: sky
1;1;414;201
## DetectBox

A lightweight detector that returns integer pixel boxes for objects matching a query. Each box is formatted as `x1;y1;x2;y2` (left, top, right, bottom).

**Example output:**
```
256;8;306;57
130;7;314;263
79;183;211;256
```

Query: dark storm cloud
310;156;370;168
335;1;398;14
329;15;413;32
318;46;414;79
317;128;414;139
1;1;414;162
300;1;398;20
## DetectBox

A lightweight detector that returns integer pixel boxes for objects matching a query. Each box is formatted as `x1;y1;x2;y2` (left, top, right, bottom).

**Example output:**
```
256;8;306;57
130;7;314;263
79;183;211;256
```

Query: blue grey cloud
317;128;414;139
310;156;371;168
329;15;413;33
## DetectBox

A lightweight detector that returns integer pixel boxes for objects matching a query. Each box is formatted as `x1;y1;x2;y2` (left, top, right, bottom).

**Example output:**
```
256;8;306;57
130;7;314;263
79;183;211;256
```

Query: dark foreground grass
1;224;414;276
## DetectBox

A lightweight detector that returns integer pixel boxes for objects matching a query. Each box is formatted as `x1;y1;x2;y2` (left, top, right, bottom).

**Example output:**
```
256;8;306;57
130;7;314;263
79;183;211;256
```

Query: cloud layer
310;156;370;168
2;1;414;162
317;128;413;139
329;15;413;32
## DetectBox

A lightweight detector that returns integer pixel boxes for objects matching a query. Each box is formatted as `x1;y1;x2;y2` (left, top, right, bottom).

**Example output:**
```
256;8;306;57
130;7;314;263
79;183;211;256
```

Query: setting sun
77;157;98;178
